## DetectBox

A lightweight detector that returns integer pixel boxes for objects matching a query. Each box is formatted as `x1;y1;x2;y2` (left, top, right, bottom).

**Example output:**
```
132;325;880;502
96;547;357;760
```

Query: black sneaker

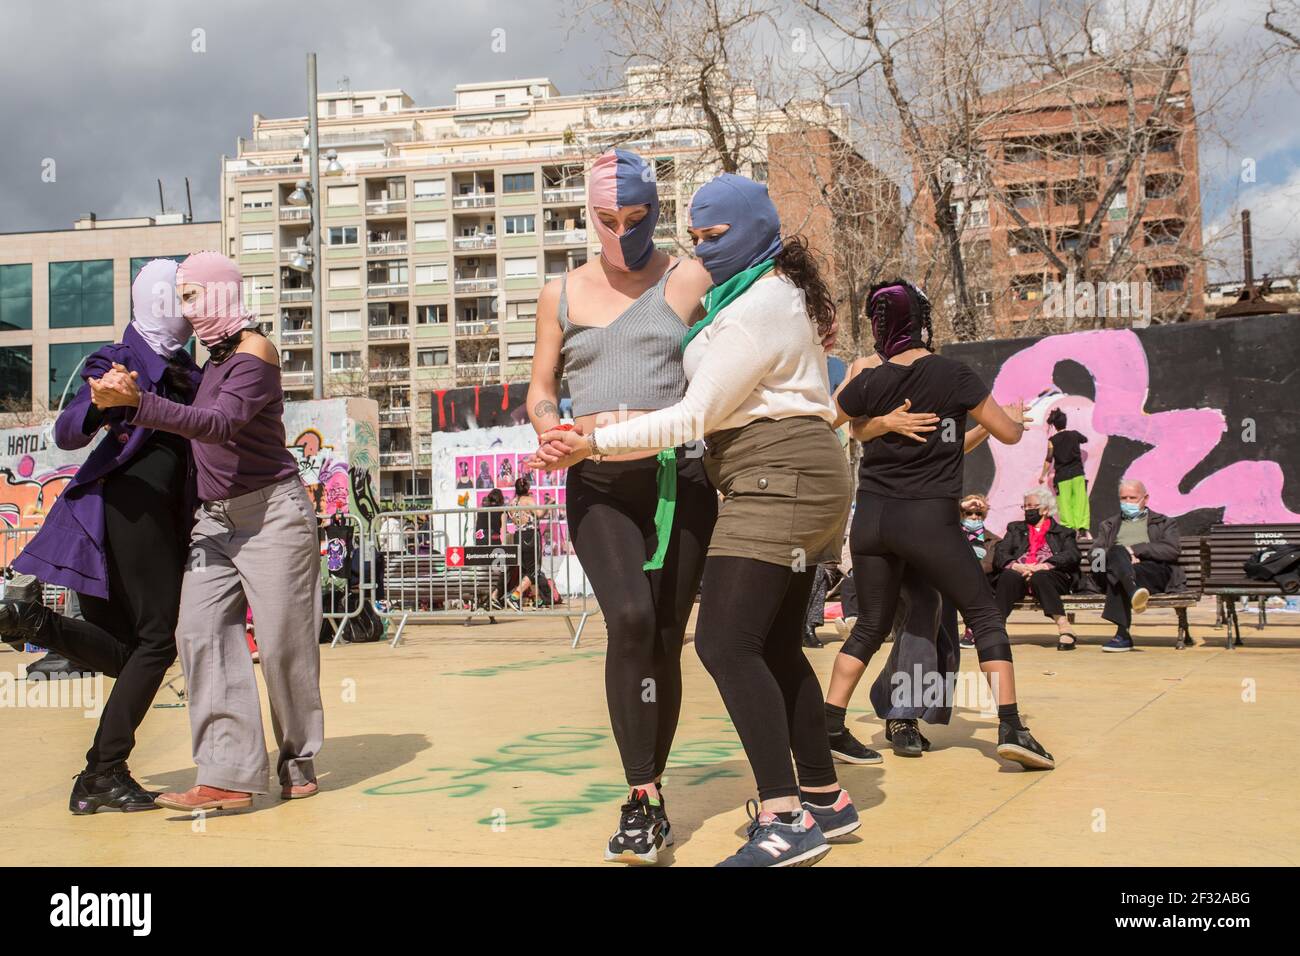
604;789;666;864
0;576;49;651
885;718;931;757
828;727;883;765
69;768;160;814
996;723;1056;770
802;628;825;648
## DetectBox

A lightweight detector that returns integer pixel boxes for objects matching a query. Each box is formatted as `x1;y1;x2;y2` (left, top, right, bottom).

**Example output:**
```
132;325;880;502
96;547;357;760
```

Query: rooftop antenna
157;179;166;214
185;177;194;222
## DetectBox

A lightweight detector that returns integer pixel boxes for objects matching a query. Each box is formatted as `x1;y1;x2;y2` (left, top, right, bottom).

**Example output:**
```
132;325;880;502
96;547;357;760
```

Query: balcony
279;207;311;222
455;320;499;337
281;370;313;386
280;329;313;346
543;186;586;203
380;451;414;468
366;198;407;216
368;324;411;340
453;234;496;251
451;192;496;210
280;288;313;303
379;407;413;424
455;361;501;385
367;240;408;256
370;364;411;377
544;228;587;246
454;277;498;294
367;282;409;298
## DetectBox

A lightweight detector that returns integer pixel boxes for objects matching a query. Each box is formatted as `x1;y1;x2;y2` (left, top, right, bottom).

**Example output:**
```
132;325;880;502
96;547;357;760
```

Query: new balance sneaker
69;768;160;814
716;801;830;868
800;789;860;841
996;723;1056;770
1102;634;1134;652
885;718;931;757
828;727;883;765
604;789;667;864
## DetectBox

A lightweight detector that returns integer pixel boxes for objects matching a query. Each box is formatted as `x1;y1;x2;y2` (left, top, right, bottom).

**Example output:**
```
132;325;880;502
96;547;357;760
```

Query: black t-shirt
838;353;989;500
1048;429;1087;483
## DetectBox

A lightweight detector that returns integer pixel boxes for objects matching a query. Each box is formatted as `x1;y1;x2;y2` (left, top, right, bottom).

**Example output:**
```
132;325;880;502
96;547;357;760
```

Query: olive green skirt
702;416;853;568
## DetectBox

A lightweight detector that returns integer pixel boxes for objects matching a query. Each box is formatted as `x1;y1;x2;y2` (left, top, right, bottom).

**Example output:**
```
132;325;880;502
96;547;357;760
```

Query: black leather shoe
25;652;95;679
996;723;1055;770
69;768;160;814
886;718;931;757
0;594;52;651
802;628;825;648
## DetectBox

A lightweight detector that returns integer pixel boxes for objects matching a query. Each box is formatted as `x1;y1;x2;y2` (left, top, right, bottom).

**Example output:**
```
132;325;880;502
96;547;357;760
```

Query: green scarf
681;259;775;350
642;448;679;571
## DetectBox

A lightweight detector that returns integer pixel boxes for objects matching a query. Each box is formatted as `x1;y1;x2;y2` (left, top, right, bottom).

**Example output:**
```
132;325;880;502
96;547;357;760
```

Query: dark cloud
0;0;605;232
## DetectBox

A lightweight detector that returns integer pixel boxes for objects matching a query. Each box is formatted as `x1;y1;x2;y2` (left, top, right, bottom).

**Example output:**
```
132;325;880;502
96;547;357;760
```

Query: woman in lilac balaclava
524;147;719;864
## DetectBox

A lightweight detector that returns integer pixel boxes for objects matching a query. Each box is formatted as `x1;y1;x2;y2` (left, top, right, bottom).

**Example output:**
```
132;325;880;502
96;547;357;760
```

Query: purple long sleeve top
128;352;298;502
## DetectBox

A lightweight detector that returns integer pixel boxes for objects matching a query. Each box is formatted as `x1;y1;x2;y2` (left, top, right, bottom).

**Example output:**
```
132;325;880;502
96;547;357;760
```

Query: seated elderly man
993;488;1082;650
1092;478;1184;652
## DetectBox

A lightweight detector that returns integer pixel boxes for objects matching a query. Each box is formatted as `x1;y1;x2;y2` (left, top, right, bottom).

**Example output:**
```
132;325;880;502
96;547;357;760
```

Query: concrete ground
1;599;1297;867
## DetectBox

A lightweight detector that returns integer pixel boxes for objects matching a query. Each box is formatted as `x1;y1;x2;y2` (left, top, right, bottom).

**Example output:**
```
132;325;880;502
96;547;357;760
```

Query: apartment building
913;63;1206;333
0;215;221;424
225;70;845;499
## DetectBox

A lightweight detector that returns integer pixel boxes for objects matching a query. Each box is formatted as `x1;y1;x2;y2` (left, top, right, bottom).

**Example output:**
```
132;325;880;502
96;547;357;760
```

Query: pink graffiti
986;329;1300;536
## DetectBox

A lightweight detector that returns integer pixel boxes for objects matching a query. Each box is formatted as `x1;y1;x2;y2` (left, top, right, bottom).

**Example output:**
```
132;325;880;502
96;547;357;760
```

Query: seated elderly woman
992;487;1082;650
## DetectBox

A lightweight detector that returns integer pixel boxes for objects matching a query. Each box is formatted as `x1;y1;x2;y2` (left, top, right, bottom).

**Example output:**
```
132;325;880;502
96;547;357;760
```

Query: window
417;304;447;324
967;198;989;227
1008;183;1046;210
1144;220;1183;246
327;185;359;207
0;345;32;408
417;347;449;367
241;232;272;252
1108;188;1128;220
0;264;33;331
49;260;113;328
1144;174;1181;199
507;300;538;321
242;190;273;209
1152;132;1179;154
1150;266;1186;292
328;268;360;289
330;350;361;371
505;256;538;278
495;94;506;107
327;226;359;246
243;275;273;309
504;214;535;235
502;172;535;193
414;220;447;241
129;255;186;284
49;341;111;404
329;309;361;332
1108;235;1127;256
507;341;535;360
751;162;768;183
413;179;446;200
416;263;448;284
368;261;408;284
1011;274;1045;302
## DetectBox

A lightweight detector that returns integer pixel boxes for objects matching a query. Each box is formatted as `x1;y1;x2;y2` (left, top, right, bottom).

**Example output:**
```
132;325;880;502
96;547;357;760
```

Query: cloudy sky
0;0;1295;279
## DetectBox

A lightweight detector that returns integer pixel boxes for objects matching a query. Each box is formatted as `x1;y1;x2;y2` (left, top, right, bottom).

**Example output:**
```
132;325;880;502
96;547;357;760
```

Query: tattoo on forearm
534;399;559;421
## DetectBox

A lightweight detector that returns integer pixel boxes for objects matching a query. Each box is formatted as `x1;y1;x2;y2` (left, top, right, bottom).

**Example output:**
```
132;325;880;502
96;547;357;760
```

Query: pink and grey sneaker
716;801;831;868
800;789;861;841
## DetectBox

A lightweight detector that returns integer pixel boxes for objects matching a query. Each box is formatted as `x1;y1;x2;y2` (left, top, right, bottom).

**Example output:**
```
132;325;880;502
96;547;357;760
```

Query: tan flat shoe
281;780;319;800
155;785;252;811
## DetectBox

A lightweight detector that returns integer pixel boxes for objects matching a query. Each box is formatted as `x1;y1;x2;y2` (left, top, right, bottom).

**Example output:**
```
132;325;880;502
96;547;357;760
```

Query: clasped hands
88;363;142;409
527;425;591;472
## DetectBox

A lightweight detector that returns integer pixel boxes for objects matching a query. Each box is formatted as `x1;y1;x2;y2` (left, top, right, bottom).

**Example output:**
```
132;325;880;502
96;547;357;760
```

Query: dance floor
2;598;1297;867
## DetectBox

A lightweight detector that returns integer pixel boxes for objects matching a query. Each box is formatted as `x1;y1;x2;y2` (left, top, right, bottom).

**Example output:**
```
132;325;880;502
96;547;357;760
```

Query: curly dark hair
774;235;835;341
1047;408;1068;430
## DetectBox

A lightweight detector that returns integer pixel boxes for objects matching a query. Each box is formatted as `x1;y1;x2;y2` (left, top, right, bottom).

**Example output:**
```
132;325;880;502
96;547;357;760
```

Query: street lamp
305;53;324;400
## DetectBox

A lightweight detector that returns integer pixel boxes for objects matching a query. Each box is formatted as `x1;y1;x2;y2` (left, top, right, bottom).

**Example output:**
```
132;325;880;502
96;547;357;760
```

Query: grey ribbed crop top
558;262;689;417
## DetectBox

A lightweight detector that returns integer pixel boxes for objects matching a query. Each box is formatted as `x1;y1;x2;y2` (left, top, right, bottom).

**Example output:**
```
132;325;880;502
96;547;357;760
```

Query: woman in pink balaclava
90;251;324;813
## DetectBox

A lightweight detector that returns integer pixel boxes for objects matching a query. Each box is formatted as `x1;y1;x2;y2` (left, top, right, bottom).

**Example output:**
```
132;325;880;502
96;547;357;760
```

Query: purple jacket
12;324;201;598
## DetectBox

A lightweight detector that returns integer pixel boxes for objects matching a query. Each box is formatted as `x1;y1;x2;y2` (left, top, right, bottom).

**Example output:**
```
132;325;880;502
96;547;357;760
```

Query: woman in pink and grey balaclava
525;147;718;864
90;251;325;813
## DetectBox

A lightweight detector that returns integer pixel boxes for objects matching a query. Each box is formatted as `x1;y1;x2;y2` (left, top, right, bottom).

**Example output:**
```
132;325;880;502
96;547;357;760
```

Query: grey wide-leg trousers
176;476;323;794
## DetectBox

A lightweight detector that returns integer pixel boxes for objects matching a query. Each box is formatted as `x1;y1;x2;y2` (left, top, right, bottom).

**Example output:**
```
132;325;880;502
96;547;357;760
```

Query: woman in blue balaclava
536;171;870;867
525;147;719;865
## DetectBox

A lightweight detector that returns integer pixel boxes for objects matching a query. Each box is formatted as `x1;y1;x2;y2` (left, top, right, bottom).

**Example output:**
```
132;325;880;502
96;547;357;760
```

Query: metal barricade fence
318;510;378;648
0;526;72;615
371;504;593;647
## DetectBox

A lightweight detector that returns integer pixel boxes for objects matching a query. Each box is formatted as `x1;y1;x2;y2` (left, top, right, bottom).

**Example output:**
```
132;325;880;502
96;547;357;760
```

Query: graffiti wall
0;397;380;530
945;312;1300;536
428;381;570;433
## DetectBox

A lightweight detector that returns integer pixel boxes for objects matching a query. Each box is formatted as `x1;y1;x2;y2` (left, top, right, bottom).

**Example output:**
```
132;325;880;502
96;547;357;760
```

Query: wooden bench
1012;536;1205;649
1203;523;1300;648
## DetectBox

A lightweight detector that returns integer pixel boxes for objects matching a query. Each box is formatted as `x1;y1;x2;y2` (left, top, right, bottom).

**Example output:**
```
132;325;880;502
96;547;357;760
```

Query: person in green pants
1039;408;1090;532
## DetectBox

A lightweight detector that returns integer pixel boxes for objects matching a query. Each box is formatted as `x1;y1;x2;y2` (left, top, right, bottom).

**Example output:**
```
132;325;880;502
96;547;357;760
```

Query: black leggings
34;433;189;773
694;557;838;800
566;452;717;785
845;493;1013;666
